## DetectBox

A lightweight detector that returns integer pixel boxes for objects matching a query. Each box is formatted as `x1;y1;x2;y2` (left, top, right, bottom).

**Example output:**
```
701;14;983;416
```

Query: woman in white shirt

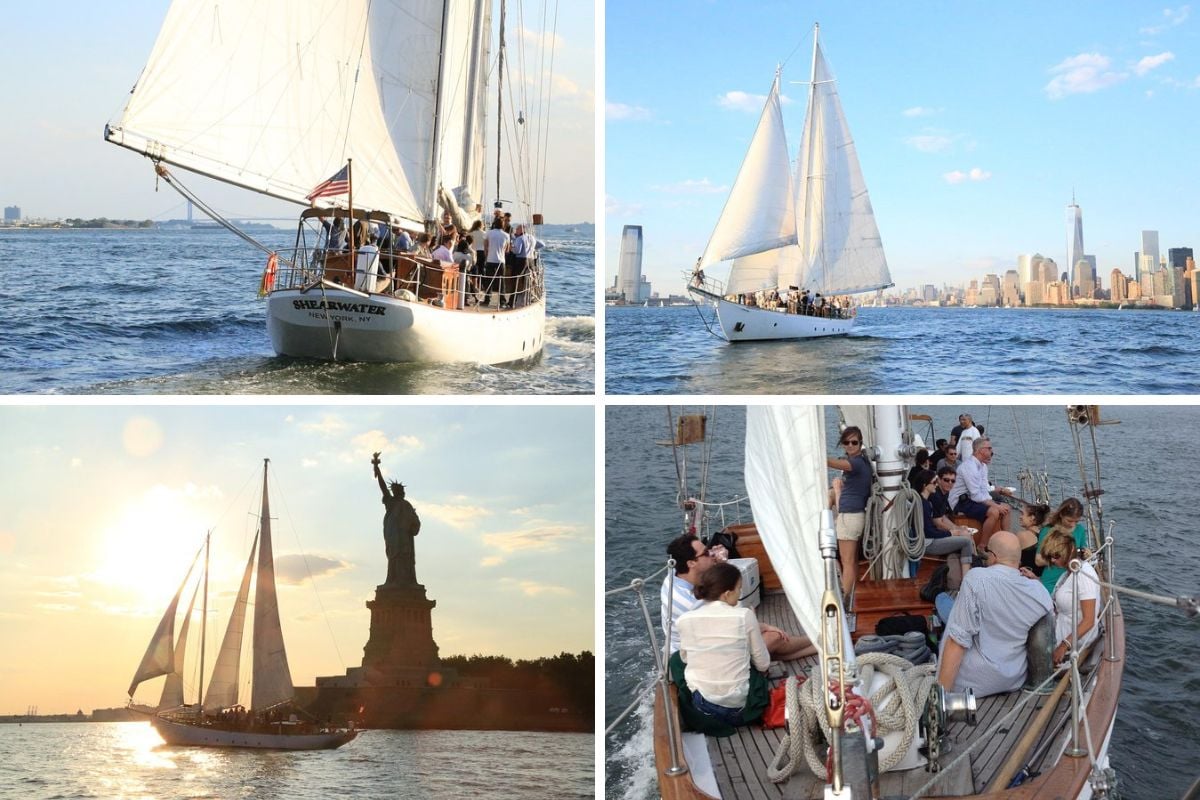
676;562;770;726
1039;530;1100;664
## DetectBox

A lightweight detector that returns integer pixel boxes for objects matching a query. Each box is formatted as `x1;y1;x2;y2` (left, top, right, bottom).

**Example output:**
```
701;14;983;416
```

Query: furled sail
250;461;294;711
105;0;491;230
202;531;259;713
786;34;892;296
744;406;854;662
159;580;200;710
699;75;796;292
128;546;202;697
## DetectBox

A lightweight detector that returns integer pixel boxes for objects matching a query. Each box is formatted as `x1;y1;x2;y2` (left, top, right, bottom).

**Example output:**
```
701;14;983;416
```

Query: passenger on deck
481;218;509;308
936;531;1052;697
955;414;982;462
947;437;1012;549
913;469;975;588
660;533;815;660
1037;530;1100;664
393;226;413;253
1017;503;1051;573
508;223;535;308
827;426;872;603
1034;498;1089;596
413;233;432;257
430;233;454;263
907;448;931;488
353;232;381;291
677;562;771;727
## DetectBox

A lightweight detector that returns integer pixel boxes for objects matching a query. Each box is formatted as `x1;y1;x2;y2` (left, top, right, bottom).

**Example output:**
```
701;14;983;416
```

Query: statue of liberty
372;453;421;586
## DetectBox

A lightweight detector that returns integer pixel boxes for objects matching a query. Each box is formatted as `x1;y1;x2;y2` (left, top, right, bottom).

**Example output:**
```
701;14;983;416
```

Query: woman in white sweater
676;562;770;726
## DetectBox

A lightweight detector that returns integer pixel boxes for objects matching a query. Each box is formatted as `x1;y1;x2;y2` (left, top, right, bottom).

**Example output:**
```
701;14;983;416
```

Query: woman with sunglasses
1038;529;1100;664
1035;498;1089;595
1016;502;1051;573
827;426;872;602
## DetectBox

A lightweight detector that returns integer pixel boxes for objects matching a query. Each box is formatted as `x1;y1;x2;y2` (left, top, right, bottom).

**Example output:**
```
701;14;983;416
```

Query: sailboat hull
266;286;545;364
713;296;853;341
151;716;357;750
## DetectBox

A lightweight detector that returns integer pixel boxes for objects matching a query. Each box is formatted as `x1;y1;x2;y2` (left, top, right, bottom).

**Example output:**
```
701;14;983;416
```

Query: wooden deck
658;530;1124;799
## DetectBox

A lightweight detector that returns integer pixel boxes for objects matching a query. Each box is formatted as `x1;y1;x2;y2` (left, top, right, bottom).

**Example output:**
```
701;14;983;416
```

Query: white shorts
835;511;866;541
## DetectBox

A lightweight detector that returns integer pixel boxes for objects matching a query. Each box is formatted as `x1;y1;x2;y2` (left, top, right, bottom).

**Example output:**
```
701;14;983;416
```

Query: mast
462;0;489;197
199;530;209;709
429;0;453;226
802;23;823;291
495;0;507;205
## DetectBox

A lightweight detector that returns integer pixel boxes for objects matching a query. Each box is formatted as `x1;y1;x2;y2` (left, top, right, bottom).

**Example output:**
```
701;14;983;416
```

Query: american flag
306;164;350;201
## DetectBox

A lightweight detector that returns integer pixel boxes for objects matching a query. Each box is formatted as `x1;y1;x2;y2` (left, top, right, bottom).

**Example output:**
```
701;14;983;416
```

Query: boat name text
292;299;386;316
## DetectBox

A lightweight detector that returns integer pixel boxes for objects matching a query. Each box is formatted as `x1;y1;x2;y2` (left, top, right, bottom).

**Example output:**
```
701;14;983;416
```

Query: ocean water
605;305;1200;394
0;228;594;395
604;405;1200;800
0;722;593;800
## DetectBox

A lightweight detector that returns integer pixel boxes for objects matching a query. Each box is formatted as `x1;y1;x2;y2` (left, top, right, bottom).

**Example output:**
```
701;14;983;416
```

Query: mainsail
105;0;492;230
202;531;259;712
250;461;294;711
158;580;200;710
701;26;892;298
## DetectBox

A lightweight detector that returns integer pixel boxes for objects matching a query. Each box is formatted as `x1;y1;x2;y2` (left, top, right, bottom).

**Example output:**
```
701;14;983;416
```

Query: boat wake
606;679;658;800
546;315;595;352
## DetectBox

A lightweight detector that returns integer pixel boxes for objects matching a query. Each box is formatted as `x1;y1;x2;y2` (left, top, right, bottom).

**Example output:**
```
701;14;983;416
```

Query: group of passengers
316;207;539;309
661;413;1103;731
726;286;853;319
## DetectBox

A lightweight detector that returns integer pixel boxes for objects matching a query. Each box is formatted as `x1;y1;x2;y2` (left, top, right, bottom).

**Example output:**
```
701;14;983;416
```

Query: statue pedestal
353;582;441;687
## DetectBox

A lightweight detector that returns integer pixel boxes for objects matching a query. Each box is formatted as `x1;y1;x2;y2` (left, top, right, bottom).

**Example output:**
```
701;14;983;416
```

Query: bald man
936;531;1052;698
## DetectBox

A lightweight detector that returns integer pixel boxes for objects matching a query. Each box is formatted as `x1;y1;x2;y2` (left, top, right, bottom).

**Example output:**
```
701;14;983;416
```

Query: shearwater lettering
292;299;386;316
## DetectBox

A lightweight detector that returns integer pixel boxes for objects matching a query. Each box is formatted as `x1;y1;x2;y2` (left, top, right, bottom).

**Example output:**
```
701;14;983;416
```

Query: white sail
699;76;796;290
787;34;892;296
202;531;259;713
744;406;844;654
251;462;294;711
106;0;490;230
128;547;201;697
159;579;200;711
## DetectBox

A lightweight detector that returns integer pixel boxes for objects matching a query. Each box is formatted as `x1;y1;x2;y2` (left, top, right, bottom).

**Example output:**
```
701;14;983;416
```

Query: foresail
786;40;891;296
744;406;854;663
159;579;200;711
128;545;201;698
106;0;487;228
202;531;259;713
699;77;797;288
251;463;294;711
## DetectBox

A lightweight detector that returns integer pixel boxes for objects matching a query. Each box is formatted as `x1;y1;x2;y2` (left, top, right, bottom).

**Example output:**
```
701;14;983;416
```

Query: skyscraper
1168;247;1193;269
1067;194;1085;294
616;224;648;304
1142;230;1160;273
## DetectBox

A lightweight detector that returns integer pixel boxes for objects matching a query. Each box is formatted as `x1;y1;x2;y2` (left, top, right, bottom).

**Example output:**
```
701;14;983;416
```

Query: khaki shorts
835;511;866;541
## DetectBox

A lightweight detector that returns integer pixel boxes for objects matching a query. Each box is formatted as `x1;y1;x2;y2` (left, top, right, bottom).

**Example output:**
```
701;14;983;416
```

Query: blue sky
0;1;594;224
606;1;1200;295
0;404;593;714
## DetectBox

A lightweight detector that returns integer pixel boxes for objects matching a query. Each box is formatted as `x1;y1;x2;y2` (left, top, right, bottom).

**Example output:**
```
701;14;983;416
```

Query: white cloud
715;90;792;112
1135;51;1175;76
301;458;319;468
650;178;729;195
70;457;83;468
1141;5;1190;34
345;431;423;463
902;106;941;117
906;134;954;153
480;556;504;567
298;414;348;436
1045;53;1127;99
943;167;992;184
501;578;572;597
273;554;351;585
606;102;652;121
482;523;577;553
605;195;644;220
420;502;491;530
520;26;565;52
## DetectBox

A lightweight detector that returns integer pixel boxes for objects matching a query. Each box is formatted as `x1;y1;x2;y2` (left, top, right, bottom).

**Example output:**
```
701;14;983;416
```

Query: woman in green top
1035;498;1089;594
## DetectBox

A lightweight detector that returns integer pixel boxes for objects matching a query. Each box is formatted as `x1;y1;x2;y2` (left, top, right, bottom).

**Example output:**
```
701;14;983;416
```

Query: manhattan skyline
607;1;1200;296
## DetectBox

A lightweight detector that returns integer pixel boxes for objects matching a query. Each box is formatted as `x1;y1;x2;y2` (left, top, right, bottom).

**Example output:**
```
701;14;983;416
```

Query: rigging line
156;167;281;260
341;1;374;165
536;0;560;210
270;463;347;670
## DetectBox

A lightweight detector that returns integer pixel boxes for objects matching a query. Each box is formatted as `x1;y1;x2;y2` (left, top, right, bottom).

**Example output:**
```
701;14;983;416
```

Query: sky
606;1;1200;296
0;404;594;716
0;0;594;225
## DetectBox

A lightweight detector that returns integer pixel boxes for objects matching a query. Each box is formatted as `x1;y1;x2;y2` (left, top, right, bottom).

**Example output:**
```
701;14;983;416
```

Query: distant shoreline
611;302;1191;313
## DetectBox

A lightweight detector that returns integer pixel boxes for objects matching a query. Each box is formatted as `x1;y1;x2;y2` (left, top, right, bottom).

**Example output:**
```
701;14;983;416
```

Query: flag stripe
306;165;350;201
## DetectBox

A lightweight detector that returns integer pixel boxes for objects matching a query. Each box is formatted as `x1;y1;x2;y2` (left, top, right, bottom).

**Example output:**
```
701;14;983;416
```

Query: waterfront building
1187;257;1197;308
1002;270;1020;307
980;273;1000;306
1024;280;1044;306
1110;269;1128;303
1169;247;1193;269
3;205;19;222
615;224;651;304
1142;230;1160;274
1172;267;1187;307
1067;196;1085;294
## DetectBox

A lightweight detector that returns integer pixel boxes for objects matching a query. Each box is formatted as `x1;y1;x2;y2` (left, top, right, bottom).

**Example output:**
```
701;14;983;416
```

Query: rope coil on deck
767;652;937;784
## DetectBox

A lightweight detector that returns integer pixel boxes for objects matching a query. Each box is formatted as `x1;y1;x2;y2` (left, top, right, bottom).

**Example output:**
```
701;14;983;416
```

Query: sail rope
861;481;925;571
767;653;937;783
152;164;288;262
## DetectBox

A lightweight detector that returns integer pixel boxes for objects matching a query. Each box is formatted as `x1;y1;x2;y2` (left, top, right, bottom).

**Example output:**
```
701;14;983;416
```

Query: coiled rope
767;653;938;783
861;482;927;575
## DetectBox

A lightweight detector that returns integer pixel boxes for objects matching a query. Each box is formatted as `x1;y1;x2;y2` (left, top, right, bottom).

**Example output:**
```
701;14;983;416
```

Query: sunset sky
0;404;594;716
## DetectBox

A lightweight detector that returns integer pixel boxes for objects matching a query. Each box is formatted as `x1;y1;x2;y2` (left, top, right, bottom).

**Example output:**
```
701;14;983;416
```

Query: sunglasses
842;439;861;446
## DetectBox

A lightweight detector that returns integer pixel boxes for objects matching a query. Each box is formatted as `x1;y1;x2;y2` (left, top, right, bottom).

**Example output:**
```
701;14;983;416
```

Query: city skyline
607;1;1200;297
0;406;594;716
0;2;595;225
